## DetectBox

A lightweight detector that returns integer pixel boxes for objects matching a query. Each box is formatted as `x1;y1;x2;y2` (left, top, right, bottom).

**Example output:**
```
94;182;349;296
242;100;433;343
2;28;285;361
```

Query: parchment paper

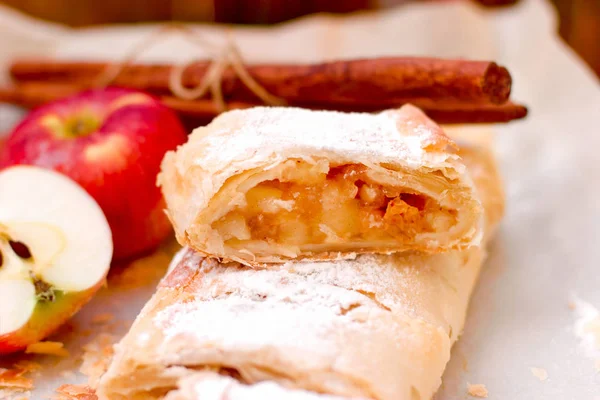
1;0;599;398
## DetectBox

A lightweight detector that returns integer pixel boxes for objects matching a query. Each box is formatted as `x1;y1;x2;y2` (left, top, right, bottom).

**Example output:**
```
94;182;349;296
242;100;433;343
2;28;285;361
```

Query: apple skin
0;279;105;354
0;88;187;260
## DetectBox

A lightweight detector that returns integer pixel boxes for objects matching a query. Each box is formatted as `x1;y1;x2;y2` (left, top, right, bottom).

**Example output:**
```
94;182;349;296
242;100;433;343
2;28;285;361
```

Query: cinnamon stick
0;82;527;124
415;102;528;124
10;57;512;106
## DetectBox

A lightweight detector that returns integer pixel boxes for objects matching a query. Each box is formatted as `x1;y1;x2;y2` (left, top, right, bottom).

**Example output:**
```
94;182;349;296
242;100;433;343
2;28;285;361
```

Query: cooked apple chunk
209;159;467;262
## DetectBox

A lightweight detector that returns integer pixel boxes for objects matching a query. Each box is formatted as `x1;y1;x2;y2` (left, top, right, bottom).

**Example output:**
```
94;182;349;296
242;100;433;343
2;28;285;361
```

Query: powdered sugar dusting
153;246;472;355
154;263;375;359
179;106;455;177
281;249;477;337
150;254;437;398
203;107;425;166
187;373;231;399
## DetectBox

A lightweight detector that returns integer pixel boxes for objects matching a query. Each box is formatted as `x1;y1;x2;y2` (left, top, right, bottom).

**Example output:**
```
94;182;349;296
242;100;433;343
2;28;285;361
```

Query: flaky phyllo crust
159;105;483;264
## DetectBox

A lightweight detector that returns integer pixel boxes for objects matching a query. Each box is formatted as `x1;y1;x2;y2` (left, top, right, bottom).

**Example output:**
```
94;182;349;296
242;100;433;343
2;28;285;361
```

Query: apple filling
211;161;458;256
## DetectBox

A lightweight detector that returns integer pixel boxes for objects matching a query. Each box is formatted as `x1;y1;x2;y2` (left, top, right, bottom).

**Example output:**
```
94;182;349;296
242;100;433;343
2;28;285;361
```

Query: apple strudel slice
159;105;483;264
98;141;503;400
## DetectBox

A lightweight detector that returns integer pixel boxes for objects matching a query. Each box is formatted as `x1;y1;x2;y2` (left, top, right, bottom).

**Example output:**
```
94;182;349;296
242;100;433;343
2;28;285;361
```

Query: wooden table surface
2;0;599;77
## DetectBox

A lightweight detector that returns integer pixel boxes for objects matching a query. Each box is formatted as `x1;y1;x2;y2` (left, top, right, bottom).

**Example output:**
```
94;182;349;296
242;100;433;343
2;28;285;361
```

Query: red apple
0;166;113;353
0;88;187;260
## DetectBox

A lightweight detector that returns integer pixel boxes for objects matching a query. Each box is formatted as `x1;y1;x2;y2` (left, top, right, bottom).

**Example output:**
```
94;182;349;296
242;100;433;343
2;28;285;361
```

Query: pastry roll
98;141;503;400
159;105;483;264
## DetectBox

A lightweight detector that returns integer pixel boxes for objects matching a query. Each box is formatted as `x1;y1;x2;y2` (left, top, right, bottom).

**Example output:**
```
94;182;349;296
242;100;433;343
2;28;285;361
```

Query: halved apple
0;166;113;354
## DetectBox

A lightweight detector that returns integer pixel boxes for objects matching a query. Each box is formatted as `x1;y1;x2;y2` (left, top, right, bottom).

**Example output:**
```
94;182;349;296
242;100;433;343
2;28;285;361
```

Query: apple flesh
0;88;187;260
0;166;113;354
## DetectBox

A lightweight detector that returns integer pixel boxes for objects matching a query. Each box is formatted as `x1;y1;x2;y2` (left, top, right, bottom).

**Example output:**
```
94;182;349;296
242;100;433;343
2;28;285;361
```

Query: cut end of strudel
159;105;484;264
98;140;504;400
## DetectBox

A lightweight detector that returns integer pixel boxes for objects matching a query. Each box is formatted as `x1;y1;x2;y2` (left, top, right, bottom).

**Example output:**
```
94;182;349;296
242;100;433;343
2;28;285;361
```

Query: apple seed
9;241;32;260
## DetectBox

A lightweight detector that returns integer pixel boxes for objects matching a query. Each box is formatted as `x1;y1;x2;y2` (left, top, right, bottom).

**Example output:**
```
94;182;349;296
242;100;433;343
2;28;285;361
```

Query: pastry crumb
467;383;488;398
0;367;34;391
0;365;34;400
0;359;41;399
530;367;548;381
25;341;69;357
0;389;31;400
52;384;97;400
80;334;118;389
